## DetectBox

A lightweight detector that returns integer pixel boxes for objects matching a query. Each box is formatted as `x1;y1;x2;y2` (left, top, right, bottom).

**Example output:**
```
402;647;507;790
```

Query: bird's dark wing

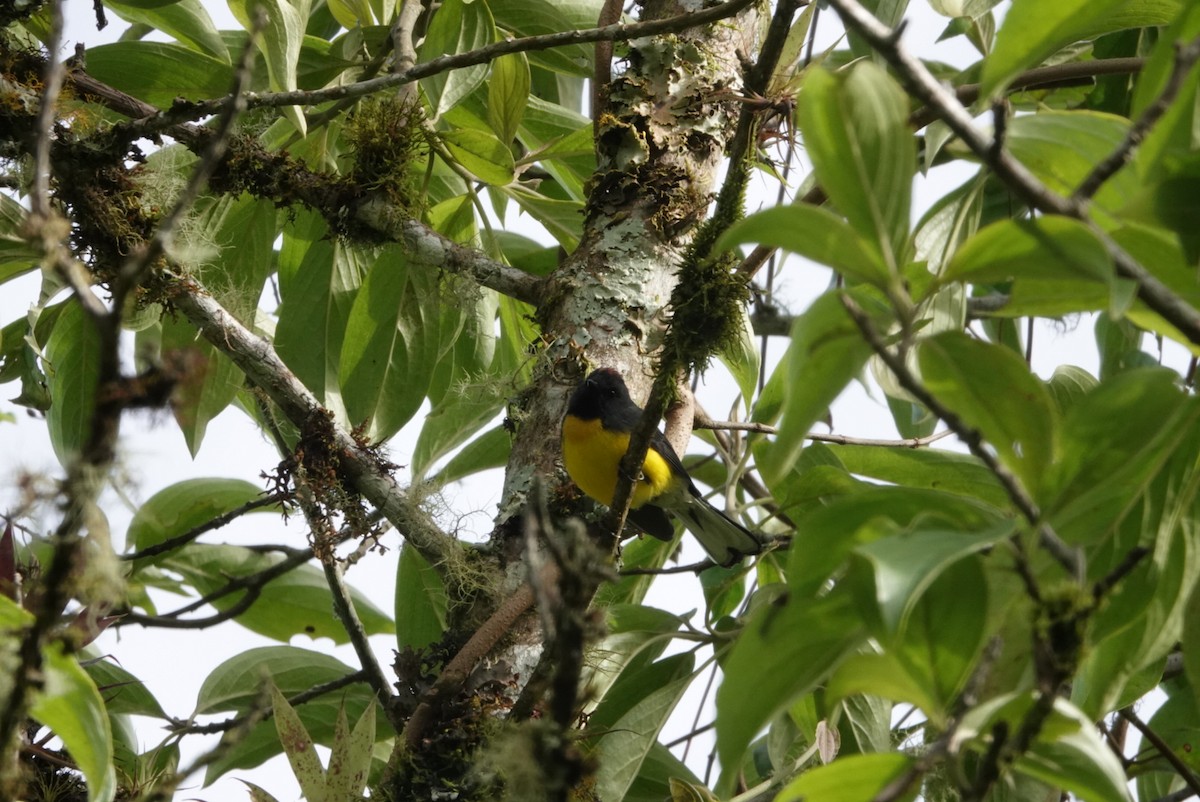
628;504;675;541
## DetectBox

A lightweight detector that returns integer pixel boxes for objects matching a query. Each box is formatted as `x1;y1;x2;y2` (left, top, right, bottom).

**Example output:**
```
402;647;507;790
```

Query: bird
560;367;763;566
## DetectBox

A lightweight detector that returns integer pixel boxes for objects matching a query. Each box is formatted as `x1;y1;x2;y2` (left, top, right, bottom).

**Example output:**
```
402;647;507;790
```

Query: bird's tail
675;494;763;567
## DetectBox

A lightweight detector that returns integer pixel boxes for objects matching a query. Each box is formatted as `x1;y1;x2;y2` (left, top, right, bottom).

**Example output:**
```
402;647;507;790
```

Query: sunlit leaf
798;63;914;271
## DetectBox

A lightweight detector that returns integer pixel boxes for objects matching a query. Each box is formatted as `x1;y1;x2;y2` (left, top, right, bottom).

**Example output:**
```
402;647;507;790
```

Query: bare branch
29;0;64;219
826;0;1200;347
908;57;1146;132
1074;38;1200;200
808;429;954;448
176;0;758;119
169;281;454;567
839;294;1082;578
65;69;543;306
120;493;289;563
116;548;312;629
1120;708;1200;801
168;670;368;736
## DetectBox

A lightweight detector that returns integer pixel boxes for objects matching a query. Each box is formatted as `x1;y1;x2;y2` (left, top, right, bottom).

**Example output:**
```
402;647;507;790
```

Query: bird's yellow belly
561;416;673;509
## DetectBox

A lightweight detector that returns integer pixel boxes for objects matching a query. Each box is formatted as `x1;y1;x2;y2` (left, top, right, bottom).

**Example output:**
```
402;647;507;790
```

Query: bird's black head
566;368;636;423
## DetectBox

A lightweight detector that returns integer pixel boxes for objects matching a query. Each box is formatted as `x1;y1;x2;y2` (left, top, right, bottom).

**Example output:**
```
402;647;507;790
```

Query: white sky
1;1;1162;800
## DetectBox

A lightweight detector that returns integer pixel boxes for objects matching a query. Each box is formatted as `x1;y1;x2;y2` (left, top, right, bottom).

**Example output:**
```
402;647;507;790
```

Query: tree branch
826;0;1200;347
1120;708;1200;799
121;493;290;563
64;69;543;307
116;547;312;629
1073;40;1200;200
171;0;758;119
168;670;368;736
840;294;1082;578
168;279;454;568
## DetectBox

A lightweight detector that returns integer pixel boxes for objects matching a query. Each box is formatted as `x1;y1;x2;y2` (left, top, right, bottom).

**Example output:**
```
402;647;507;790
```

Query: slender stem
826;0;1200;347
1074;38;1200;200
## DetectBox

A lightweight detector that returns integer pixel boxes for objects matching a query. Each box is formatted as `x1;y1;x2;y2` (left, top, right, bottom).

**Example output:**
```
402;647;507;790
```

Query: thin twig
826;0;1200;348
321;558;398;722
839;294;1082;578
807;429;953;448
909;60;1146;133
121;494;289;562
173;0;757;119
168;670;368;735
115;548;312;628
169;283;454;568
619;558;715;576
1120;708;1200;800
693;414;778;435
1074;38;1200;200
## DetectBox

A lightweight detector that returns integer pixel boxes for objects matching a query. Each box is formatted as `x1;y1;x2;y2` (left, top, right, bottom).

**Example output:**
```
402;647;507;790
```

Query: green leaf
199;647;380;781
31;643;117;802
756;289;883;487
715;587;866;793
491;0;599;76
1128;6;1200;186
855;525;1007;634
157;316;243;456
430;425;512;485
944;216;1113;286
0;193;41;284
104;0;230;63
84;41;231;106
276;211;371;416
798;63;914;271
717;204;888;285
787;486;1005;598
981;0;1127;99
164;544;393;642
589;654;696;802
0;595;33;628
271;683;327;802
441;127;516;185
828;651;942;726
1016;699;1134;802
229;0;312;136
892;553;989;717
419;0;495;118
628;745;704;802
1046;368;1191;546
716;304;760;413
918;331;1058;499
326;0;375;28
82;653;167;718
339;248;444;441
44;300;101;465
1004;111;1134;206
775;752;915;802
500;186;583;249
487;52;530;144
198;646;359;713
829;444;1008;507
126;477;267;556
1045;365;1098;416
394;543;448;652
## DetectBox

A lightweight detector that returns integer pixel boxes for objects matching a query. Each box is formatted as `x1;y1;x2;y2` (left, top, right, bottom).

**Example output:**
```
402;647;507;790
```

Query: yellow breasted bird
560;368;763;566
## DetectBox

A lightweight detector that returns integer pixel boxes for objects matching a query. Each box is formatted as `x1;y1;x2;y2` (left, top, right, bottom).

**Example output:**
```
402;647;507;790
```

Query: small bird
560;368;763;566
